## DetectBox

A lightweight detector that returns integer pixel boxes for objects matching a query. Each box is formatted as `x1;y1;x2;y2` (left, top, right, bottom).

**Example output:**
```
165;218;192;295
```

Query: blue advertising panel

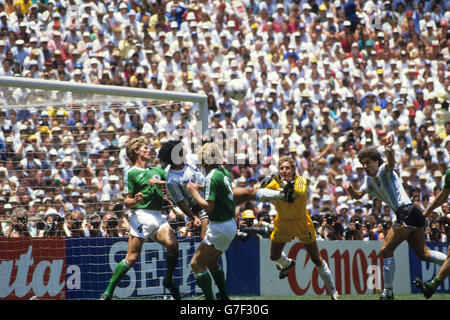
409;242;449;294
64;236;260;300
225;236;260;296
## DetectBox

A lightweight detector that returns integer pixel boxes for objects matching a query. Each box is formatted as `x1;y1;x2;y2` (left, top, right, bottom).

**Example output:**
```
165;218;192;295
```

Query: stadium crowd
0;0;449;242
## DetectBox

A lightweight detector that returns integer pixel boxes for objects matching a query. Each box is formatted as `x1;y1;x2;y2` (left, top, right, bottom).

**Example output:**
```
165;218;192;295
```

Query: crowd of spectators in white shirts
0;0;449;242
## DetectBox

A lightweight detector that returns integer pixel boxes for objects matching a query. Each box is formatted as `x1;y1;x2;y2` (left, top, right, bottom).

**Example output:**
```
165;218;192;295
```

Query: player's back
265;175;309;220
166;164;205;206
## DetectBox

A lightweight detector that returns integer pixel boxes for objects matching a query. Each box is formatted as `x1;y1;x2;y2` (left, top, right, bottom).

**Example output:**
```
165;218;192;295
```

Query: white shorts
202;218;237;253
129;209;169;240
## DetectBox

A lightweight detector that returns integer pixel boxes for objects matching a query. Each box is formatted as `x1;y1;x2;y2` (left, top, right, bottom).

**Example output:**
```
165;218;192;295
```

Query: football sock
256;188;283;202
164;251;178;284
382;257;395;290
104;259;130;297
276;252;291;269
316;261;336;293
195;271;215;300
430;276;442;289
429;250;447;265
210;267;227;297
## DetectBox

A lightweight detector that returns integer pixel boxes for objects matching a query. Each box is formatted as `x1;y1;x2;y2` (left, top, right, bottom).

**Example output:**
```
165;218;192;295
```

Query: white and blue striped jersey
166;164;205;206
361;163;411;212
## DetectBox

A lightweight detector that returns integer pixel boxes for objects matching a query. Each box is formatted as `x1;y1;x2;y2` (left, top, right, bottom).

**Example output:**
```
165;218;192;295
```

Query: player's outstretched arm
343;181;365;200
423;187;450;218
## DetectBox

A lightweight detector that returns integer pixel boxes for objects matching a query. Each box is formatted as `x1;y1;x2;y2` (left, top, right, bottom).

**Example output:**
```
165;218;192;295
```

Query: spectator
38;207;67;237
102;211;120;237
84;213;104;237
4;207;31;237
66;210;85;237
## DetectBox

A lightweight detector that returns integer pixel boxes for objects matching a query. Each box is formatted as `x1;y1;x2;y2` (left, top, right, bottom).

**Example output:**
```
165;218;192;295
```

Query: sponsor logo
287;243;384;295
0;238;66;300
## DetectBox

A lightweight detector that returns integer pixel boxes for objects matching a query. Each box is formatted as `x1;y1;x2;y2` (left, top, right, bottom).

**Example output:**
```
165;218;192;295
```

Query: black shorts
395;204;425;228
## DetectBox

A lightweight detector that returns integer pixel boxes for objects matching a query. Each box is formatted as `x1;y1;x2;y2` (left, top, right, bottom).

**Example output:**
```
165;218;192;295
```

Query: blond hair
278;155;297;172
126;137;148;163
197;142;223;166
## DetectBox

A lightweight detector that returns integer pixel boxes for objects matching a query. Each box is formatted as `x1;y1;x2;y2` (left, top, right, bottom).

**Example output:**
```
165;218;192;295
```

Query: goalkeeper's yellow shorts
270;214;316;244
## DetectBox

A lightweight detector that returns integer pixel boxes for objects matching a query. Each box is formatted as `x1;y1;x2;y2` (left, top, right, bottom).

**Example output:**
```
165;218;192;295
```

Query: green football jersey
124;166;168;210
444;168;450;189
204;166;235;222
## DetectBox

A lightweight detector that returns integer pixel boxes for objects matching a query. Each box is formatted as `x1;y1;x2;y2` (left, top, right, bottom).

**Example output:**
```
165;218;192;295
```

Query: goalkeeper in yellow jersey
263;156;340;300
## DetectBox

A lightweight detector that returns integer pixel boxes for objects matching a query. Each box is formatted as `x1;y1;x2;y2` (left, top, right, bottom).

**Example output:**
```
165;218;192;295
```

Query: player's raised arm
384;134;395;171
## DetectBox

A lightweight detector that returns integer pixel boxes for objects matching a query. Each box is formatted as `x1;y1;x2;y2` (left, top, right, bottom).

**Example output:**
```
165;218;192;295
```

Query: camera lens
107;219;118;228
17;216;27;223
72;220;82;228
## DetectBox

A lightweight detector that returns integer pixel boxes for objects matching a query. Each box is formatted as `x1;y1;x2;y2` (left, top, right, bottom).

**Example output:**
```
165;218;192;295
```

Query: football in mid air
225;79;249;101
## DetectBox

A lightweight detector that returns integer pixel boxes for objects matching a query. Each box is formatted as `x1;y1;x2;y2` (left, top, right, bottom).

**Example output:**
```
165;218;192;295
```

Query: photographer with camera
110;195;130;237
427;221;444;242
438;216;450;242
102;212;120;237
84;213;104;237
362;215;379;241
37;208;67;237
378;215;393;241
66;210;85;237
345;214;363;240
319;212;345;241
4;207;31;238
236;209;257;241
236;209;274;242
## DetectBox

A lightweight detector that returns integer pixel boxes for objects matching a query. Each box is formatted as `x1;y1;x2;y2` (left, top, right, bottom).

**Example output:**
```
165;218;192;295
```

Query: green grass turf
132;292;450;300
231;293;450;300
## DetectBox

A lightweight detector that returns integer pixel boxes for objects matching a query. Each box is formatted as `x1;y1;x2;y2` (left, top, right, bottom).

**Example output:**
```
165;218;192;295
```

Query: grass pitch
233;293;450;300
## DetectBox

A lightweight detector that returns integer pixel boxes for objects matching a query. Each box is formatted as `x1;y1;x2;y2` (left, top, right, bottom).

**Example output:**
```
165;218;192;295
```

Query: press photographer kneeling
236;209;274;241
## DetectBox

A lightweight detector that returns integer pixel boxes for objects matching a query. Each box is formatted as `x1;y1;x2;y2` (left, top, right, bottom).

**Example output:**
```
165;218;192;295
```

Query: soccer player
185;142;236;300
157;140;205;237
101;137;181;300
263;155;340;300
413;168;450;299
158;140;293;239
343;135;447;300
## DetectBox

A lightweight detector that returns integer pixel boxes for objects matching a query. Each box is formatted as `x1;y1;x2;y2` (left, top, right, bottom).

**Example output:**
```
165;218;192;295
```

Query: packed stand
0;0;449;242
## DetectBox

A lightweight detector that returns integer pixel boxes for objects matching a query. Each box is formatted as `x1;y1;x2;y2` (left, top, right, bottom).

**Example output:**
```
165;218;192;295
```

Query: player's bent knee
379;246;393;258
416;251;429;261
190;259;203;273
125;254;139;266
